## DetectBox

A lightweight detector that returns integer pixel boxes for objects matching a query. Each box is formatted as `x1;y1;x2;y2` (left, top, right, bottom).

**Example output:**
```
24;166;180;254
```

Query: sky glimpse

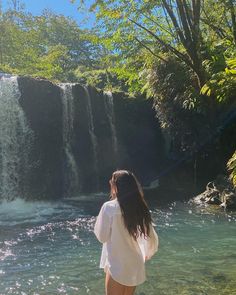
2;0;96;28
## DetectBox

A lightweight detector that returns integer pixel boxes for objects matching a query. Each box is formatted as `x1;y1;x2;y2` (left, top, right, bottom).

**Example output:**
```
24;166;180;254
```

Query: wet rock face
112;93;165;184
71;87;165;193
18;77;64;200
192;175;236;210
71;85;95;193
13;78;165;199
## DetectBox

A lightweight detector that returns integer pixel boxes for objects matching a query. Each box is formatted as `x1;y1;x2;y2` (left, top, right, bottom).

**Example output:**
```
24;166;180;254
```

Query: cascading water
60;84;80;197
0;76;33;201
83;87;99;190
0;76;164;198
104;91;119;166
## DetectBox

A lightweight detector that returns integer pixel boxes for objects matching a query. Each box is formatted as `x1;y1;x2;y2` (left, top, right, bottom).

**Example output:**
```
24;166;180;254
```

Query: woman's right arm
94;203;112;243
144;224;159;260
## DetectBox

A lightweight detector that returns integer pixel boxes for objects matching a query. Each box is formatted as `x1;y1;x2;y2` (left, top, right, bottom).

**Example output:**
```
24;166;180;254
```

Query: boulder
192;175;236;210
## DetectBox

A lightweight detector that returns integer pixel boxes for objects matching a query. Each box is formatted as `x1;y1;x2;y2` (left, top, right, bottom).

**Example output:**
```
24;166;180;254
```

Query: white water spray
0;76;33;201
83;87;99;189
104;91;118;163
60;84;80;196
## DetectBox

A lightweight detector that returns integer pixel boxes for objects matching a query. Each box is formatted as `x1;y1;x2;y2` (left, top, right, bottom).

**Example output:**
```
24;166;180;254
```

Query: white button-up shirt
94;199;159;286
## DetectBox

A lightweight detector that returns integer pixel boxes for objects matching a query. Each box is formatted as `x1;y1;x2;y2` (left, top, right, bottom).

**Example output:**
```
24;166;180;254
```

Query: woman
94;170;159;295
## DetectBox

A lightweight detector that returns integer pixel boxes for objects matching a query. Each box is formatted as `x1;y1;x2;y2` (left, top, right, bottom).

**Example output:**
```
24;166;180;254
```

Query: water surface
0;196;235;295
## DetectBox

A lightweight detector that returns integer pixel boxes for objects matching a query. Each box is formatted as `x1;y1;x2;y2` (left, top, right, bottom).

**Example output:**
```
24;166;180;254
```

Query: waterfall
104;91;118;165
83;87;99;190
60;84;80;197
0;76;33;201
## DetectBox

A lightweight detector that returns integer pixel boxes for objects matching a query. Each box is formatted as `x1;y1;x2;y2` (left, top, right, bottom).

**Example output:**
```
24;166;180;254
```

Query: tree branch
201;17;228;40
139;11;177;39
228;0;236;45
162;0;187;46
192;0;201;32
176;0;193;43
182;0;194;32
134;36;168;63
128;17;194;69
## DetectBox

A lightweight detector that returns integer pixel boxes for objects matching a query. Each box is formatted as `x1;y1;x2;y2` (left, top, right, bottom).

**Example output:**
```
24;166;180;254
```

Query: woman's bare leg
105;271;136;295
105;271;125;295
123;286;136;295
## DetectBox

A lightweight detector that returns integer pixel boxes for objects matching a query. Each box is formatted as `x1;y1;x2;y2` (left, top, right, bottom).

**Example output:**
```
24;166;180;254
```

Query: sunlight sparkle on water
0;198;235;294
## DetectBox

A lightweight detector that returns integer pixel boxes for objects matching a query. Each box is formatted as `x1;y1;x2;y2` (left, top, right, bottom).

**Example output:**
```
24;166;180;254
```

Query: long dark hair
110;170;152;240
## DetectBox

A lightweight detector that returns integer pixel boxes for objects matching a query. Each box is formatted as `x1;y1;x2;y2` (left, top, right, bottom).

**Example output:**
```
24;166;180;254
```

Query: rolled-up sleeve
94;203;112;243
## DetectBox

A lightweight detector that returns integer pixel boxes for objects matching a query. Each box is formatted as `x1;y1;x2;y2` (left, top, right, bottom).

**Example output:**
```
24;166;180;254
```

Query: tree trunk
228;0;236;45
162;0;206;88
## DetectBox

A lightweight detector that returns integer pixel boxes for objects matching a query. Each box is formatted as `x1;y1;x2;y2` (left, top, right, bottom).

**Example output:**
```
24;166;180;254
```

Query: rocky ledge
191;175;236;210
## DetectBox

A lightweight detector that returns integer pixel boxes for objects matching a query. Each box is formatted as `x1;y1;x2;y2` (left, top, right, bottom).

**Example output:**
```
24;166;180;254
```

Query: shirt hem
102;266;146;287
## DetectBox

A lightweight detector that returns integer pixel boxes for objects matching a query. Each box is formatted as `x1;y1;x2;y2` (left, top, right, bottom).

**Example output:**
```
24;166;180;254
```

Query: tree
75;1;206;88
76;1;236;90
73;0;236;156
0;7;105;81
